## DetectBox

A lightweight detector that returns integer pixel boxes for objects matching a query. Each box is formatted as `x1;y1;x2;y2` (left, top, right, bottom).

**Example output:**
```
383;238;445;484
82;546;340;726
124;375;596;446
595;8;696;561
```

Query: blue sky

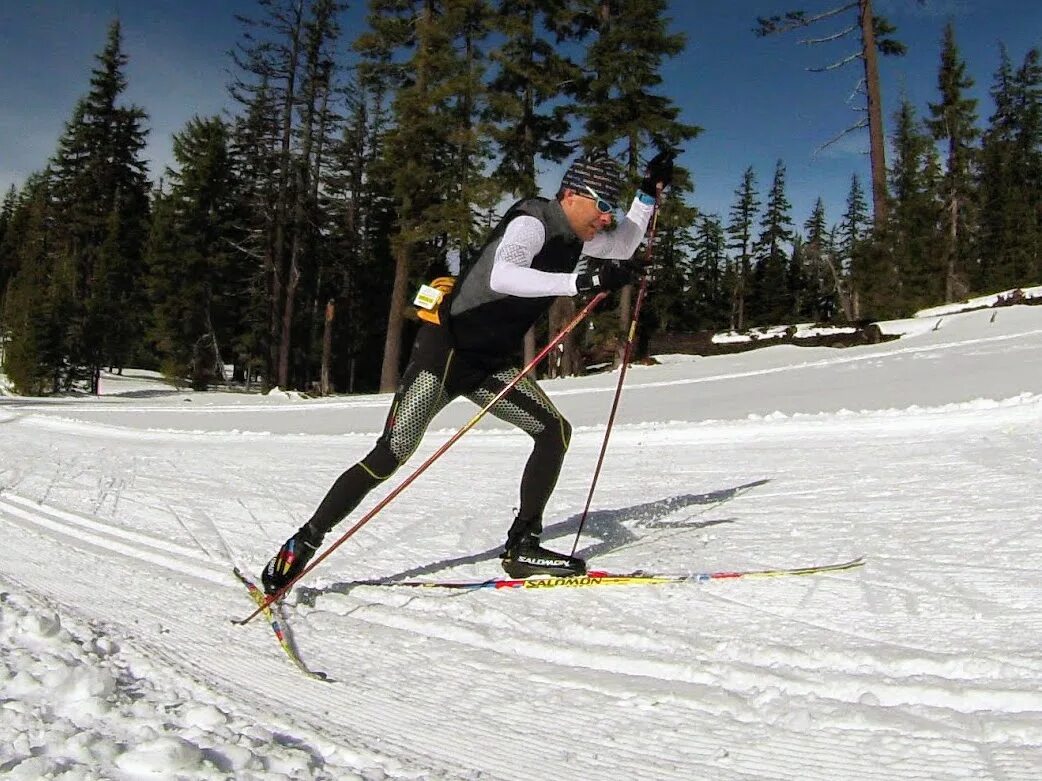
1;1;1040;229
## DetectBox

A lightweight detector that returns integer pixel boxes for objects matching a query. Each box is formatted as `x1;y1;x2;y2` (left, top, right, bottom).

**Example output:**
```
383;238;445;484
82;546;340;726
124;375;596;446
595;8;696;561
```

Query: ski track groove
292;601;959;781
701;582;1041;672
292;602;719;780
0;504;498;779
309;584;1042;721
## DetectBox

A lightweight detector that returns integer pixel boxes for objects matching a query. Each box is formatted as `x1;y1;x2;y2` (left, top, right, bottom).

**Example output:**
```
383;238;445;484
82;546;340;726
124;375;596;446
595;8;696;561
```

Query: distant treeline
0;1;1039;396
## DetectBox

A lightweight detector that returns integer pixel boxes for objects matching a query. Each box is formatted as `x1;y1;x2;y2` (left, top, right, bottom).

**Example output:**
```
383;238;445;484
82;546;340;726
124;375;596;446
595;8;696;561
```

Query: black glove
639;150;675;197
575;260;641;294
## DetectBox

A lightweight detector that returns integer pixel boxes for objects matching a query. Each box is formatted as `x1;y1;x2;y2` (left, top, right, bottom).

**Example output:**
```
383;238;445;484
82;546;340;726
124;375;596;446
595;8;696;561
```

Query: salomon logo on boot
500;535;587;579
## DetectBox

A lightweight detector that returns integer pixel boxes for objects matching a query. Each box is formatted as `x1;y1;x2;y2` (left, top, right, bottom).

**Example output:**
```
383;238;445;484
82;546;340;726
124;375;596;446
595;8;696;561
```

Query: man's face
562;188;615;241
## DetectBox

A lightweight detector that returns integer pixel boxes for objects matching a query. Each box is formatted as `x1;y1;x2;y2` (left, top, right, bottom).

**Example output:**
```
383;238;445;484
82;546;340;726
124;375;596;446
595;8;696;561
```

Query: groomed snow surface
2;301;1041;780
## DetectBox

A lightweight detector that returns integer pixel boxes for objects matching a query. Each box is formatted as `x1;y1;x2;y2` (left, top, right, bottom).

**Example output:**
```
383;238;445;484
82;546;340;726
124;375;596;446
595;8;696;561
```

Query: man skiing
261;151;674;595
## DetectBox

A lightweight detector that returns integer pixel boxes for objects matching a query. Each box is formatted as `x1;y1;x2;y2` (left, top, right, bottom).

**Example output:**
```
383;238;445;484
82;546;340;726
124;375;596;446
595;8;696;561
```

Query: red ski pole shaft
571;197;662;555
236;291;609;624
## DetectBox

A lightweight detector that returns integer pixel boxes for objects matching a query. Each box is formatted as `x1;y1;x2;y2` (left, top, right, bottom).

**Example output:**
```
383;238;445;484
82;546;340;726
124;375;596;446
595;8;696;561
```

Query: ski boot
262;524;324;595
500;534;587;579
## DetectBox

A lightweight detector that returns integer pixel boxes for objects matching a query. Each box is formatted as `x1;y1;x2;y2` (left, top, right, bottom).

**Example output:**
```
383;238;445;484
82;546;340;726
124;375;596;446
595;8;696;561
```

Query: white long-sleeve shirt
488;196;655;297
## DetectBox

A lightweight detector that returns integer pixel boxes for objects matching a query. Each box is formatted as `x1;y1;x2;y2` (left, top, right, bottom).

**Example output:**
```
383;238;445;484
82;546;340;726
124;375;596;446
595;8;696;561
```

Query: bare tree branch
794;2;860;26
223;237;264;260
846;77;866;105
800;23;857;45
814;118;868;155
755;2;859;35
809;50;862;72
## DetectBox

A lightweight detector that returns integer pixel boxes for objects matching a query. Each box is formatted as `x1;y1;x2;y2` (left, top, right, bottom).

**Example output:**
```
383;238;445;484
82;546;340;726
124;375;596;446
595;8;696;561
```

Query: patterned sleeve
489;216;579;298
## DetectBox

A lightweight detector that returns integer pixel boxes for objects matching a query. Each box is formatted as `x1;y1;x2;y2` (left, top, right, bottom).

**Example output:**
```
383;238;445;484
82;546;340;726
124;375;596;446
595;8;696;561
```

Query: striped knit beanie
561;153;624;207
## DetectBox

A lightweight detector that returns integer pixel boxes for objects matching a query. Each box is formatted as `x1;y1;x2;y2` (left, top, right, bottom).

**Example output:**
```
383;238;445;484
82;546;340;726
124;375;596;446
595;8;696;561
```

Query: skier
262;151;674;595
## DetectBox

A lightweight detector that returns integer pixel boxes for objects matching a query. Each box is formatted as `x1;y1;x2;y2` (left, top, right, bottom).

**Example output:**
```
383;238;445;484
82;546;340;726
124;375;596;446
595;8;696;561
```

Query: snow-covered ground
2;302;1042;780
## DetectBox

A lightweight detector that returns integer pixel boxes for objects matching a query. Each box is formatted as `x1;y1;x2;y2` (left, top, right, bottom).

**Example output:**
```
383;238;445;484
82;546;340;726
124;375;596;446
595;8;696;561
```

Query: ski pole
571;193;662;556
236;290;610;624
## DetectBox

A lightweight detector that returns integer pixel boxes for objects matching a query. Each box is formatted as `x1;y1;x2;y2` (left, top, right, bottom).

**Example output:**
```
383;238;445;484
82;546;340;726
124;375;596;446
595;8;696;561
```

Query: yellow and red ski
232;568;331;681
355;556;865;591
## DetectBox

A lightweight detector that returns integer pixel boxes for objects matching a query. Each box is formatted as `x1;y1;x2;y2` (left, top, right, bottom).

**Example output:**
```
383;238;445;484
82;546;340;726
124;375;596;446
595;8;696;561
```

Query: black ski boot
262;524;324;595
500;534;587;578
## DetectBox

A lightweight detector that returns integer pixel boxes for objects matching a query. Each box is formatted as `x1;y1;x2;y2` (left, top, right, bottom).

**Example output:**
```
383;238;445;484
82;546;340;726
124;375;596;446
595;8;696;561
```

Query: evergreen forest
1;0;1040;397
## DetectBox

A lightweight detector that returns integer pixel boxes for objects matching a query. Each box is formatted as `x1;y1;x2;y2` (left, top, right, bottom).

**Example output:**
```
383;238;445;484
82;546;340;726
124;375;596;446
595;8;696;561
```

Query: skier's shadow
297;479;769;601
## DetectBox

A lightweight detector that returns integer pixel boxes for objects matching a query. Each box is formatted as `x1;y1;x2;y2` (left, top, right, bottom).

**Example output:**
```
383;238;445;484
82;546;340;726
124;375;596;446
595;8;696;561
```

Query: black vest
448;198;582;366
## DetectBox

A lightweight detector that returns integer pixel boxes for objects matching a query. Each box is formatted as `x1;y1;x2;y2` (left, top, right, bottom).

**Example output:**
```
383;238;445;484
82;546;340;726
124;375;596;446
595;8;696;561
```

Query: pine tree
49;20;151;392
320;71;396;393
645;190;698;334
725;167;760;330
280;0;343;391
844;172;904;318
487;0;576;198
690;213;729;329
1010;48;1042;286
978;46;1042;291
888;97;943;309
1;174;74;394
802;198;845;321
568;0;700;367
486;0;580;371
228;76;276;387
839;174;869;266
0;185;17;305
568;0;700;158
420;0;499;264
145;117;244;389
230;0;347;390
357;0;500;390
0;186;14;245
927;21;979;301
232;0;305;391
977;46;1020;291
749;160;795;325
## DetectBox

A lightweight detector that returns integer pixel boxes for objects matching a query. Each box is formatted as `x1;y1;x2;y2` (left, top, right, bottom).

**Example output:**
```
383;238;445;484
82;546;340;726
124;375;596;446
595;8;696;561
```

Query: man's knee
359;441;401;481
535;415;571;455
559;417;572;450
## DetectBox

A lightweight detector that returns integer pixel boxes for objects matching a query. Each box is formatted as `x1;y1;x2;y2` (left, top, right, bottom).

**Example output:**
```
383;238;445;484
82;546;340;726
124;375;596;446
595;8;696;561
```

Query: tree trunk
266;242;281;390
523;326;536;369
615;132;641;369
278;260;301;388
207;306;225;382
614;284;633;368
546;296;579;377
278;28;332;389
860;0;888;225
320;299;334;395
946;194;959;302
379;243;412;392
821;251;855;322
270;0;305;389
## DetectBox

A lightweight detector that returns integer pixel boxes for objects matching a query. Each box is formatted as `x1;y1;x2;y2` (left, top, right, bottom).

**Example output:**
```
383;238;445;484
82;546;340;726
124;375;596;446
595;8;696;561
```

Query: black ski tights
301;325;571;543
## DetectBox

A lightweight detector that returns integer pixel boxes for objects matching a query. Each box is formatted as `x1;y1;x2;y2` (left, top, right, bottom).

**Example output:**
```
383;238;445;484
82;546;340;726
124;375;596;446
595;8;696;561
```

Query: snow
2;303;1042;779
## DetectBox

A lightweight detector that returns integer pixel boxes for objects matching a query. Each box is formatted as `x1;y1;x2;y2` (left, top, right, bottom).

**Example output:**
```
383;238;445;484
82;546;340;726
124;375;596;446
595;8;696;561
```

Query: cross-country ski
231;568;331;681
300;556;865;595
